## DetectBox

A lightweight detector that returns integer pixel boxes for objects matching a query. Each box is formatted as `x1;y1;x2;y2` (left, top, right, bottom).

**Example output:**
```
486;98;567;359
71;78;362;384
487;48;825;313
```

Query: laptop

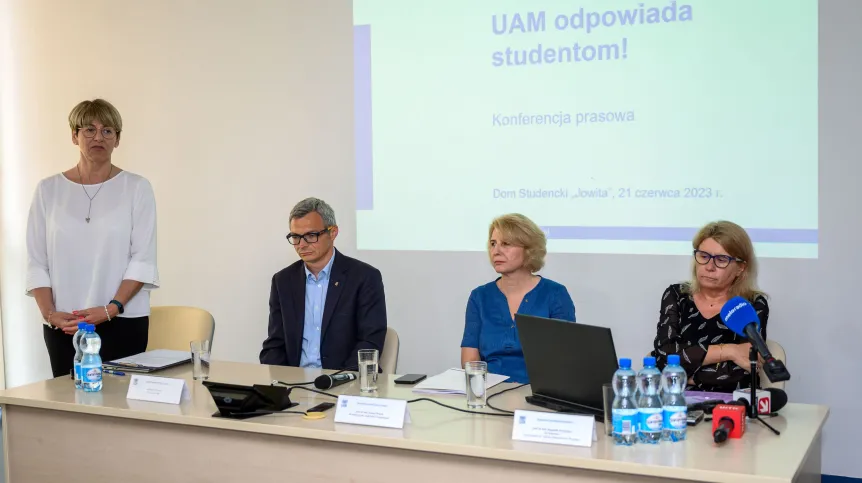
515;314;619;420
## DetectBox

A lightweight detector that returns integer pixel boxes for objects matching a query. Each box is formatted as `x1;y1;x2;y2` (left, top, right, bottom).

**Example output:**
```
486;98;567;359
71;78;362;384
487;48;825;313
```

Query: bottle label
663;406;688;430
74;363;81;382
612;409;638;435
639;407;663;433
83;366;102;383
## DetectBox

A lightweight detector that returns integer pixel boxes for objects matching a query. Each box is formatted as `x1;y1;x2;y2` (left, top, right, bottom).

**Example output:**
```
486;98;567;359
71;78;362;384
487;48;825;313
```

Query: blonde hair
683;220;765;301
488;214;547;273
68;99;123;137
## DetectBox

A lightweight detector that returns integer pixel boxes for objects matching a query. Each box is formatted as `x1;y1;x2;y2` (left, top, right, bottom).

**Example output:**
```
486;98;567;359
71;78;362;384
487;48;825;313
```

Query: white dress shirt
25;171;160;317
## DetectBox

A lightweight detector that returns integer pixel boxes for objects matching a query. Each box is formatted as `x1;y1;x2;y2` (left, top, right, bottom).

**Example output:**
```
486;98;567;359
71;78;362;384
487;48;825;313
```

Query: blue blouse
460;277;576;383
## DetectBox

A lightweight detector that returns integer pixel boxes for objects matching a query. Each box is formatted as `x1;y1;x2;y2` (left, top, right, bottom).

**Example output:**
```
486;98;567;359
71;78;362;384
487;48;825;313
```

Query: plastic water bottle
662;354;688;442
637;356;663;444
611;358;638;445
81;324;103;392
72;322;87;389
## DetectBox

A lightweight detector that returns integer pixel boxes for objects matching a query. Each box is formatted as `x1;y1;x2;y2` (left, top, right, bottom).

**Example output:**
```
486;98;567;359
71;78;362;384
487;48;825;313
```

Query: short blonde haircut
683;220;766;301
488;214;547;273
68;99;123;138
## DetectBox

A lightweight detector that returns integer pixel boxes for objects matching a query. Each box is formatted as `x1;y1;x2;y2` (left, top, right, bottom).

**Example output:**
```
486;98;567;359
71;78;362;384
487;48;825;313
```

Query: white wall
1;0;861;478
0;0;357;384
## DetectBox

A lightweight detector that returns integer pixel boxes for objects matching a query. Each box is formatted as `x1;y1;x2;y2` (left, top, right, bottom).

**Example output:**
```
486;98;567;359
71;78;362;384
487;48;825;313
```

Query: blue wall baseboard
823;476;862;482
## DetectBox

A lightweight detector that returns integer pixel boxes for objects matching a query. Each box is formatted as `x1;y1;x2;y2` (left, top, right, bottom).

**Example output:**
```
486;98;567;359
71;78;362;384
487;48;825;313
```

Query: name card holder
334;395;411;429
126;375;191;405
511;409;597;448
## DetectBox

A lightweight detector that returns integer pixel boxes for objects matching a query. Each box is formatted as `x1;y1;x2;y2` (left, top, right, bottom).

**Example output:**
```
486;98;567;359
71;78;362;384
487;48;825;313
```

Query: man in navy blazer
260;198;387;370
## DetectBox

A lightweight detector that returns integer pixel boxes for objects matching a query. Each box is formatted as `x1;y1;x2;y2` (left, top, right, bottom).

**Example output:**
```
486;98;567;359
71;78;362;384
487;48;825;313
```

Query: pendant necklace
77;164;113;223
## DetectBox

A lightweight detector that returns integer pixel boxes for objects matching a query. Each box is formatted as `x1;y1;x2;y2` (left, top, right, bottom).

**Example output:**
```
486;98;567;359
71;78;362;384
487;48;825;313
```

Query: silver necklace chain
76;164;113;223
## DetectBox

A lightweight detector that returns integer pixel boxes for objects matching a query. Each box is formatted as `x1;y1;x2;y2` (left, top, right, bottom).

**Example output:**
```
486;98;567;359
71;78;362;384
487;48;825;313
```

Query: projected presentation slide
353;1;818;258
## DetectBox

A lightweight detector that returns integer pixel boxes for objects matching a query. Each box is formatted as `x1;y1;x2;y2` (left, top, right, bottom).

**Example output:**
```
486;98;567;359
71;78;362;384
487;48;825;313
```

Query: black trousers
43;316;149;378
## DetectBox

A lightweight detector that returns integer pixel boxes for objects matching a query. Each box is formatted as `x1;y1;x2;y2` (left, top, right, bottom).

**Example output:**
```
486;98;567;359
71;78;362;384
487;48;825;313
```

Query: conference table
0;361;827;483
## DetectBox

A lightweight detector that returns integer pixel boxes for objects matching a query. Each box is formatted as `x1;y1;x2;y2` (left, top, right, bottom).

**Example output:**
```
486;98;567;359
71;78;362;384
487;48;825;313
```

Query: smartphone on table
307;402;335;413
394;374;427;385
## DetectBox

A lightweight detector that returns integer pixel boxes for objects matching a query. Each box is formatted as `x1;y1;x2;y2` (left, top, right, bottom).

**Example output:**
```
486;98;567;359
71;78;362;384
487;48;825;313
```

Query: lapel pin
335;282;339;287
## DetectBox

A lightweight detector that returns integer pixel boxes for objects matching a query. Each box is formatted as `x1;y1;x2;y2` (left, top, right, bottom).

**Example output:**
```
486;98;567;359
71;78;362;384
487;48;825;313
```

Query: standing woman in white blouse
26;99;160;378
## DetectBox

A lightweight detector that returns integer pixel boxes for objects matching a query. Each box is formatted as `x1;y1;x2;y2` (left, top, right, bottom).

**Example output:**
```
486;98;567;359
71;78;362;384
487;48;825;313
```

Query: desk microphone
314;373;357;390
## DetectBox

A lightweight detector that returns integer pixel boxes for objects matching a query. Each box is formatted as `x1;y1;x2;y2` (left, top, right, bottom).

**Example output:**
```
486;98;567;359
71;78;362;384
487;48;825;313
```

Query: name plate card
511;410;597;448
126;375;191;405
334;395;411;429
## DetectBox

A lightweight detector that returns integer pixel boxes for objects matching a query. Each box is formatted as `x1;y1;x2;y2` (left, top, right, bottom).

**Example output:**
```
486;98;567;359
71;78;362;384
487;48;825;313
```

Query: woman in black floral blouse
653;221;768;392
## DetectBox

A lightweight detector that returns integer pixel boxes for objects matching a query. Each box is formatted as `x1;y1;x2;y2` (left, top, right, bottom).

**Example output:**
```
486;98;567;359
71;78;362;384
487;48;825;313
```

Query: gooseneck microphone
720;297;791;383
314;373;357;390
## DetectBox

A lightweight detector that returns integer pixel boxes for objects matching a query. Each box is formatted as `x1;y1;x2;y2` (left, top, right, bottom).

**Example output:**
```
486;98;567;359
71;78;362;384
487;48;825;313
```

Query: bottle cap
78;322;87;329
87;324;96;332
668;354;681;365
619;358;632;369
643;356;656;367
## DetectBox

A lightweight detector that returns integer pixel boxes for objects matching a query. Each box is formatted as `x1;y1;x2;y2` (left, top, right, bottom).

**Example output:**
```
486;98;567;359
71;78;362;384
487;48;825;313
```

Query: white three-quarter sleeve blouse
25;171;160;318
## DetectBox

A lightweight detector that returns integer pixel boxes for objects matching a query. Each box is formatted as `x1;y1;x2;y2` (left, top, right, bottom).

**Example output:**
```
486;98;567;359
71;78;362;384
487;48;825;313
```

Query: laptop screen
515;314;619;411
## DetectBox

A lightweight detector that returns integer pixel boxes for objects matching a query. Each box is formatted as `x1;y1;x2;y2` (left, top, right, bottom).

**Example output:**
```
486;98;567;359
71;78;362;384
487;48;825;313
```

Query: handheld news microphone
712;404;746;443
733;387;788;415
720;297;791;383
314;373;357;390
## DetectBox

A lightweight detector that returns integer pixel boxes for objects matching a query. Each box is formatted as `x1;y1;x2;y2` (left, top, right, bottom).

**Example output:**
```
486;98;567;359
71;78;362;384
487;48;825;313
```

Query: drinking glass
358;349;379;393
464;361;488;409
190;340;211;381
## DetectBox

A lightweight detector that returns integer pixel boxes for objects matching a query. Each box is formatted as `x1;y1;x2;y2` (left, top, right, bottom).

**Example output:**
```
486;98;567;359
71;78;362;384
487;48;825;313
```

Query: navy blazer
259;249;387;370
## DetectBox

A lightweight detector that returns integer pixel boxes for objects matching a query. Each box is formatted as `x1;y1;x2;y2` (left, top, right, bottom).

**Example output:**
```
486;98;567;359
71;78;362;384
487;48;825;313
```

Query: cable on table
485;383;527;414
272;369;345;387
272;378;528;418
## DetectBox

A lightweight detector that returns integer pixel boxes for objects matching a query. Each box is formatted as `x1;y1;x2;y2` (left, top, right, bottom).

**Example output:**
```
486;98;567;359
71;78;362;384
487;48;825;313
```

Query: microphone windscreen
764;388;788;412
713;417;734;443
720;296;760;336
313;375;332;390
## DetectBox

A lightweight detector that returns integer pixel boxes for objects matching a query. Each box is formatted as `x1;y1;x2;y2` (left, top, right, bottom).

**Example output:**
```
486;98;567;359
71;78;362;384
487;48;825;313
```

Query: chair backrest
147;306;215;352
760;339;787;390
380;327;400;374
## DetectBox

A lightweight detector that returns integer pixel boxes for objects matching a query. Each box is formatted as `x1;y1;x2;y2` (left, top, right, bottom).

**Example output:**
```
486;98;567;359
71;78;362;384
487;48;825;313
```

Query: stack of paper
412;368;509;395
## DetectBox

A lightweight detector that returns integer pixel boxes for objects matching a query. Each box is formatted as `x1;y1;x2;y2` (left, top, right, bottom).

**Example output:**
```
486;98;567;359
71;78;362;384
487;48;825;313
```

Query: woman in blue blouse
460;214;576;383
